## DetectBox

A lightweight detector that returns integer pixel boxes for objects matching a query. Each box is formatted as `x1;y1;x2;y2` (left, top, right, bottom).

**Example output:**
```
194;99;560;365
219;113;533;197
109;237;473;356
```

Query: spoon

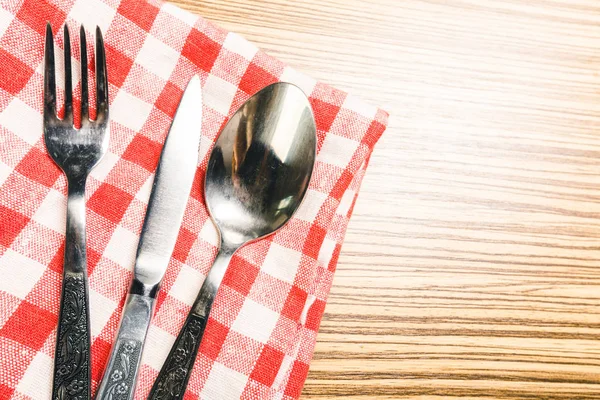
149;82;317;399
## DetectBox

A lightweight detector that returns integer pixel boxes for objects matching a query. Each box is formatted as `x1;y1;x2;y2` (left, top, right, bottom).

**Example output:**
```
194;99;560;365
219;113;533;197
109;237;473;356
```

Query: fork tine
95;26;108;122
80;25;89;122
63;25;73;124
44;23;57;119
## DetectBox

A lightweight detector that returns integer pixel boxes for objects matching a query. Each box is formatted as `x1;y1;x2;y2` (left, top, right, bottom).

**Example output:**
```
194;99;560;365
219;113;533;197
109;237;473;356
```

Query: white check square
161;2;197;27
0;98;42;145
32;189;66;234
201;362;248;400
89;289;117;337
110;90;153;132
280;66;316;97
0;160;12;188
317;237;336;267
231;298;279;343
0;249;46;299
203;75;238;116
223;32;258;61
103;225;139;271
0;7;12;39
69;0;116;34
142;325;175;371
317;134;359;168
261;243;301;284
90;150;118;182
15;351;53;398
336;188;355;216
294;189;327;222
170;264;203;306
200;219;219;247
342;94;377;120
136;35;180;81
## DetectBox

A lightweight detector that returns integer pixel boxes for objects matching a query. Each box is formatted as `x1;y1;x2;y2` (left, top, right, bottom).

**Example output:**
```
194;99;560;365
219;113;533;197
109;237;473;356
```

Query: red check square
16;0;66;35
284;361;310;398
238;63;278;95
310;98;341;134
0;301;57;350
281;286;308;322
105;45;135;88
330;169;354;201
181;29;221;73
0;384;14;399
172;227;196;263
122;134;162;172
0;205;29;247
15;147;61;187
155;81;184;118
117;0;160;32
222;255;260;296
328;243;342;272
0;48;34;96
305;299;326;331
364;119;387;150
250;345;285;386
88;247;102;275
302;224;327;260
199;318;229;361
88;183;134;224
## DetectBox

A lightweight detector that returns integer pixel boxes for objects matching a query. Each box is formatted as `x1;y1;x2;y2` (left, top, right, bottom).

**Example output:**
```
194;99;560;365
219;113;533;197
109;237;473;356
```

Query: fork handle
52;180;92;400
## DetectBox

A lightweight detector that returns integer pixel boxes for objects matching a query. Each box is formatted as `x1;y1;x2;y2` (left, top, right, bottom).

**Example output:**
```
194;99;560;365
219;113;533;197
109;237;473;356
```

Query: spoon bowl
206;82;316;246
149;82;317;399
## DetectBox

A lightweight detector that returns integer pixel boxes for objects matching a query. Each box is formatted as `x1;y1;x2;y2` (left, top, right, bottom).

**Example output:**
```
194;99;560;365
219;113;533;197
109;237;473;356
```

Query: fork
44;23;109;400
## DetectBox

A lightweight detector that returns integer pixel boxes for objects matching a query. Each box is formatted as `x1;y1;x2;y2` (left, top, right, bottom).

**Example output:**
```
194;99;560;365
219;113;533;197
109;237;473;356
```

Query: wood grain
169;0;600;398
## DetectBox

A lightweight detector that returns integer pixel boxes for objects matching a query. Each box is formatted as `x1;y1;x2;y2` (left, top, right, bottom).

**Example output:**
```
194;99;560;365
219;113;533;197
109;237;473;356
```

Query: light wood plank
169;0;600;398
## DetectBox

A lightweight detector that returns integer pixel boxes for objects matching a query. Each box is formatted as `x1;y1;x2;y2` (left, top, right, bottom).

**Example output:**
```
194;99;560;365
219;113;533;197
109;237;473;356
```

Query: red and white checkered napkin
0;0;388;398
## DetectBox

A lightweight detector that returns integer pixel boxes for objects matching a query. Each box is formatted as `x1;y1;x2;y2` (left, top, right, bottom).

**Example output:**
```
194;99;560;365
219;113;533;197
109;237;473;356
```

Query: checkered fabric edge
0;0;389;398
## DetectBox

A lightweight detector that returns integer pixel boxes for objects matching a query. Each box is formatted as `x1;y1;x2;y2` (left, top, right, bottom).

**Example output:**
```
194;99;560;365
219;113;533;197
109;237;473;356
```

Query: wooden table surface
170;0;600;398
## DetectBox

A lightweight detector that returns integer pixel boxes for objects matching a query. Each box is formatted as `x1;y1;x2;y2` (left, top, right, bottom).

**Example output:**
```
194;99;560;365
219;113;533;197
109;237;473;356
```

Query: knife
95;76;202;400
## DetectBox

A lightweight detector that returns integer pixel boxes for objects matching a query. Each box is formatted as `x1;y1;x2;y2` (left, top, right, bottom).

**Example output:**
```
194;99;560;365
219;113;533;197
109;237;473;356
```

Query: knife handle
95;293;155;400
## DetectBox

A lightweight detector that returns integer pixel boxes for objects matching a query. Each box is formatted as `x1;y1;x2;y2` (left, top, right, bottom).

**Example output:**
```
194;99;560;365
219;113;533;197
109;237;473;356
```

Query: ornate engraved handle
95;293;155;400
53;274;91;400
148;314;208;400
96;339;142;400
148;245;233;400
52;182;91;400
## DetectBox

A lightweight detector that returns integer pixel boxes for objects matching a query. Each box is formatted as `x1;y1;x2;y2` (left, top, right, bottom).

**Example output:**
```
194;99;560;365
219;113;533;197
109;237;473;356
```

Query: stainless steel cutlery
95;76;203;400
42;22;315;398
149;82;317;399
44;23;108;400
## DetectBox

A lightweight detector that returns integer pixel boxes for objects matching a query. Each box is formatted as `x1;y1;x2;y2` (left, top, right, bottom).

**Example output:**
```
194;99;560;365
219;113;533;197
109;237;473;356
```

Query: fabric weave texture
0;0;388;398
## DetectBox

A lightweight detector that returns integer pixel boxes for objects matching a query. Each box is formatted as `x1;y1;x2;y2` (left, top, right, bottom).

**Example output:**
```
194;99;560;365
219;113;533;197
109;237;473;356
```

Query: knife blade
95;76;202;400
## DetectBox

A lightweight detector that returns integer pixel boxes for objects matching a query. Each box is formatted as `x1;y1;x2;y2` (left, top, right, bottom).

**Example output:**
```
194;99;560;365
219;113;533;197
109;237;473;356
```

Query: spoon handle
149;248;234;400
148;311;208;399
